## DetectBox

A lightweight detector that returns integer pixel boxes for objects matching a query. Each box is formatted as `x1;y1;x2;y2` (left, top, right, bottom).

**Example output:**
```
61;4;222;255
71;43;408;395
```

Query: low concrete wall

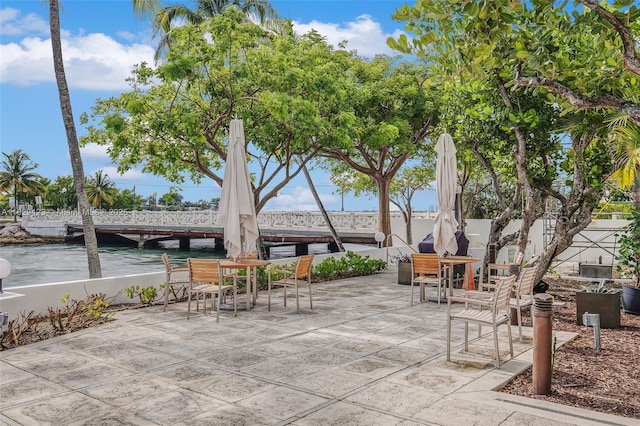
0;248;388;321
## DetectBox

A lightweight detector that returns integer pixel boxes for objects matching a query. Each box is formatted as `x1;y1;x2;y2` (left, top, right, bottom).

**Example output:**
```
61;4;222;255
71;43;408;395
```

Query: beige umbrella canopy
433;133;459;256
218;118;259;261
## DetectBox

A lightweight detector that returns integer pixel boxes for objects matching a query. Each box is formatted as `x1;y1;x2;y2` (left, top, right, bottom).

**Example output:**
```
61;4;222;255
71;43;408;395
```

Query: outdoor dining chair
487;251;523;285
410;253;446;307
446;274;516;368
162;253;190;312
510;267;537;342
268;254;314;313
187;258;237;322
223;250;258;295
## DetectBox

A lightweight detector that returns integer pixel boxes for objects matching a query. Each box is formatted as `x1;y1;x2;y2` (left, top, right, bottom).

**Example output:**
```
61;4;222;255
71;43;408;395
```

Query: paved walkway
1;269;635;425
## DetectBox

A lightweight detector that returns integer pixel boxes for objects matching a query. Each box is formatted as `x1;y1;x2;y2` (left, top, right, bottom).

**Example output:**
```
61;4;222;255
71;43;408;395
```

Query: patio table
220;259;271;310
439;256;480;296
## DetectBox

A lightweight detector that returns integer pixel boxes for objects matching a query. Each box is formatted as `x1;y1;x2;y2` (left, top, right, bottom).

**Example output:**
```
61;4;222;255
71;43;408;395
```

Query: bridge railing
22;210;381;233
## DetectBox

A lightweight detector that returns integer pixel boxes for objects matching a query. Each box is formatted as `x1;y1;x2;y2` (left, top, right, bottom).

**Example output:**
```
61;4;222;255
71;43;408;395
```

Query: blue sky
0;0;438;212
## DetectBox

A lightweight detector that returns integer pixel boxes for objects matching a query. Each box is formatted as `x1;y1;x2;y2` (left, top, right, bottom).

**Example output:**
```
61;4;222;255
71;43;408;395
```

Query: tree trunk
49;0;102;278
302;164;345;252
12;183;17;223
376;179;392;247
405;207;413;245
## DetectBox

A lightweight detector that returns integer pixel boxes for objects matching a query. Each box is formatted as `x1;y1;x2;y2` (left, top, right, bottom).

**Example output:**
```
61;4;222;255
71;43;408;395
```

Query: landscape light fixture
374;231;385;248
0;258;11;294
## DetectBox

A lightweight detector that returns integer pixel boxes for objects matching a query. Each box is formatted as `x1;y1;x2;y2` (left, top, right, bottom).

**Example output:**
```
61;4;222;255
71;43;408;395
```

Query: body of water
1;240;345;288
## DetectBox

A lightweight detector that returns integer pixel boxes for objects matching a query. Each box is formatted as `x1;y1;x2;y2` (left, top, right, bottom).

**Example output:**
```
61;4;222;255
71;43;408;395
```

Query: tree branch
579;0;640;75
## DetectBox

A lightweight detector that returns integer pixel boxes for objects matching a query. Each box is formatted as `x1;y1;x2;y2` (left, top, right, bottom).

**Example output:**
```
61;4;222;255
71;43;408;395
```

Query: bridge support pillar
295;243;309;256
328;242;340;253
138;234;148;249
179;237;190;250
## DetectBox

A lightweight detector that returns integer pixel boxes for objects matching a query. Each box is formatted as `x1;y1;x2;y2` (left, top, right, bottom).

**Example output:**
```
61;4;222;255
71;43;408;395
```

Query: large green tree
389;0;622;280
81;11;353;215
320;56;439;243
0;150;44;222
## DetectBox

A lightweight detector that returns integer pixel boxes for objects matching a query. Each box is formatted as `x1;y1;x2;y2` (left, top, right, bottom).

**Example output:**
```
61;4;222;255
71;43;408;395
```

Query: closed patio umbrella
218;118;259;261
433;133;458;256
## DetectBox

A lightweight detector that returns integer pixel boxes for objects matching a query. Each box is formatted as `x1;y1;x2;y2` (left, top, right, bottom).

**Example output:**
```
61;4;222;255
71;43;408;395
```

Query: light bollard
582;312;601;350
532;293;554;395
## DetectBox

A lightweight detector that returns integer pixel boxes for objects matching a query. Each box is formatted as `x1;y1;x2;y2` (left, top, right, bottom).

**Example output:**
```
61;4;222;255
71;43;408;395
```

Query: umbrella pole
256;227;267;260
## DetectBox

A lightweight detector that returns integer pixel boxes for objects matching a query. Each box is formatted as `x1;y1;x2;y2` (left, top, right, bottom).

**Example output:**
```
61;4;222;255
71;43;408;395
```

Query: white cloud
80;143;111;160
94;166;147;183
292;14;402;57
264;186;338;211
0;8;49;36
0;30;154;90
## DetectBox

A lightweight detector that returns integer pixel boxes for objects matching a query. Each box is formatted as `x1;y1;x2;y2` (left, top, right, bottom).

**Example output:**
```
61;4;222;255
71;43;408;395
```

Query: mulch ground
500;278;640;419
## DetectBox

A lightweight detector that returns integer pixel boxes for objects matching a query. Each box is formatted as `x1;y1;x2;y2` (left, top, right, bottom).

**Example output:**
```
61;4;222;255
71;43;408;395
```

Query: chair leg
308;280;313;310
493;323;501;368
283;287;287;307
267;277;272;311
517;305;523;342
233;285;238;317
410;278;415;306
446;315;452;361
216;288;222;323
164;284;169;312
187;290;192;320
507;317;514;361
464;321;469;352
295;284;300;313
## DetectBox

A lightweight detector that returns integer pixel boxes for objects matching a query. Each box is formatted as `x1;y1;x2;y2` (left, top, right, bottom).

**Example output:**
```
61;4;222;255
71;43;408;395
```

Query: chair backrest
188;258;221;285
295;255;314;279
162;253;172;273
494;275;518;313
241;251;259;260
411;253;442;276
516;267;537;297
513;252;524;265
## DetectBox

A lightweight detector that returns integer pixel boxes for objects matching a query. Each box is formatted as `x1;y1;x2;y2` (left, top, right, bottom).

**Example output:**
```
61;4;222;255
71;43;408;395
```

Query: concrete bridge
22;210;388;255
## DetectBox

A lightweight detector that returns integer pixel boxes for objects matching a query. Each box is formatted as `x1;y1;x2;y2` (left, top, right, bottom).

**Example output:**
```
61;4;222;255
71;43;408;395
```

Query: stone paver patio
0;269;635;425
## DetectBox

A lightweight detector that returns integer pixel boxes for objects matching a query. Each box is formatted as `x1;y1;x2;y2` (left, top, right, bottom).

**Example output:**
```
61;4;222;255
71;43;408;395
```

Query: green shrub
125;285;158;305
312;251;387;281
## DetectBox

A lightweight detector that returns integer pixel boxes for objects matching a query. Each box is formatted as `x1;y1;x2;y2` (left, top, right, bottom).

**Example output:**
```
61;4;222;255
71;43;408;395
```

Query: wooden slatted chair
446;274;516;368
187;258;237;322
162;253;189;312
267;255;314;313
486;251;523;286
410;253;447;307
510;267;537;342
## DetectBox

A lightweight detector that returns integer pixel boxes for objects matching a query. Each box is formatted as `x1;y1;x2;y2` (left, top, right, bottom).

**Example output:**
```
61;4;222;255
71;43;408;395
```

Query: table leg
252;266;258;305
246;267;252;310
448;265;454;297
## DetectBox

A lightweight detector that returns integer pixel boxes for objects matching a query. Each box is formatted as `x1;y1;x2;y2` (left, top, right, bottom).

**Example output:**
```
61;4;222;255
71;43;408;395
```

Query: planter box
578;263;613;279
575;291;621;328
622;285;640;316
397;261;412;285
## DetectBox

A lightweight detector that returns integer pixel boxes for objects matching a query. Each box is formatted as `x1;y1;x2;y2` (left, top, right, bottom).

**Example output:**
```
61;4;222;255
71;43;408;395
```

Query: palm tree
0;150;44;223
152;0;281;61
48;0;159;278
609;123;640;206
86;170;118;209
